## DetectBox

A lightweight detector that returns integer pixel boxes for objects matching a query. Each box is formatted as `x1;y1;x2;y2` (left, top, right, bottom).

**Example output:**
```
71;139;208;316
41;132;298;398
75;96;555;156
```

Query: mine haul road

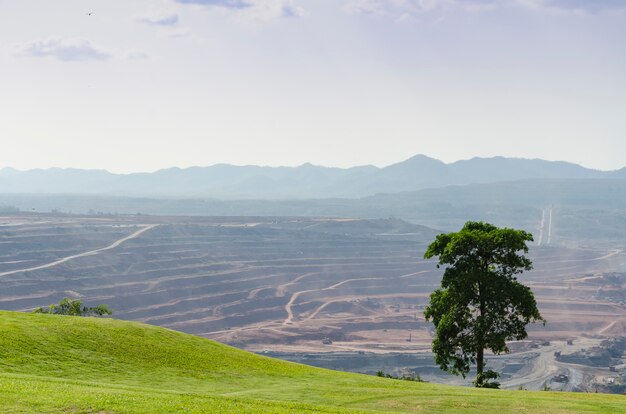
0;224;159;278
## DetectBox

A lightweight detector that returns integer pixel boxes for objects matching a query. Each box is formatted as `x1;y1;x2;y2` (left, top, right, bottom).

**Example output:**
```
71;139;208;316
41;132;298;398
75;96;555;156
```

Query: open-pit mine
0;213;624;392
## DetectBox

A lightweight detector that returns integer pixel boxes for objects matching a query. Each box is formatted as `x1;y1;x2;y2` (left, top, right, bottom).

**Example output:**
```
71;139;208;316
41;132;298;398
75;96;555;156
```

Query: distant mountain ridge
0;155;622;199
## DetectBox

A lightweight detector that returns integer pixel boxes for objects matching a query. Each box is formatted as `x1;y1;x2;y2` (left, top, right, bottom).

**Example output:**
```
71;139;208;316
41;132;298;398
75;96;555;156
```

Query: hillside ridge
0;155;623;199
0;310;624;413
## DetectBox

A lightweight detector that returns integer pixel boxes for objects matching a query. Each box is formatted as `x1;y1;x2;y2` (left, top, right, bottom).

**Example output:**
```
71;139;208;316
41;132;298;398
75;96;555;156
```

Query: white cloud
520;0;626;13
345;0;488;15
344;0;626;18
344;0;388;15
241;0;304;20
175;0;304;21
18;38;110;62
344;0;508;19
137;12;180;26
126;51;150;60
165;27;194;38
175;0;251;8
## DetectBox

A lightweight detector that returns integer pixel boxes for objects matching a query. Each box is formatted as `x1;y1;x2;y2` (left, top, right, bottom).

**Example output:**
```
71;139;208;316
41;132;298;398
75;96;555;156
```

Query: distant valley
3;178;626;247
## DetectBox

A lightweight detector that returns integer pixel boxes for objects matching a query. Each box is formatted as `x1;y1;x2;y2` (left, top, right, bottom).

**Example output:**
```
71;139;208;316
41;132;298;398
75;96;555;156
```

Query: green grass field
0;311;623;413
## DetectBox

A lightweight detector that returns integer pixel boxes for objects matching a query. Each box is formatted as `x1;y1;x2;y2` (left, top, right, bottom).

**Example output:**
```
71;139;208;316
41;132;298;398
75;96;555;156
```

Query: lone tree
424;221;544;388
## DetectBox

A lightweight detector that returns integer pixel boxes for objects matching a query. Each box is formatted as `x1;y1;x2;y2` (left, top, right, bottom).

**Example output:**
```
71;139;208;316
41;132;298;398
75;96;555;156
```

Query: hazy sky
1;0;625;173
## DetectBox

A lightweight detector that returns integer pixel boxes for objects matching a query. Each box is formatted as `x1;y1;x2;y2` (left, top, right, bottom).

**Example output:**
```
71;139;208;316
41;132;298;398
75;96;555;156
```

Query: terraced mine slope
1;213;625;390
0;311;624;413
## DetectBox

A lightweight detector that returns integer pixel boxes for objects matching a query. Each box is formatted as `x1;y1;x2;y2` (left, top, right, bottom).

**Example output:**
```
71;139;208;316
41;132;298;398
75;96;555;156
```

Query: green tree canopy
424;221;544;388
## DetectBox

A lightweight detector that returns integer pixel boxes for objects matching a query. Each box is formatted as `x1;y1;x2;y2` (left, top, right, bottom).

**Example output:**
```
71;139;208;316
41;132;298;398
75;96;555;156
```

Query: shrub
34;298;112;317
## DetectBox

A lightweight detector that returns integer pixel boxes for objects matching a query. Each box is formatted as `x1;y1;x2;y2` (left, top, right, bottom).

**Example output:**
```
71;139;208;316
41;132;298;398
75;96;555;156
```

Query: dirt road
0;224;158;278
537;207;553;246
501;338;603;391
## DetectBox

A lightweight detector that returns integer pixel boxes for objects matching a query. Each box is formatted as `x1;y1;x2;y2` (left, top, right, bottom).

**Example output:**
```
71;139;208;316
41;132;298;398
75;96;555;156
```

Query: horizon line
0;154;623;175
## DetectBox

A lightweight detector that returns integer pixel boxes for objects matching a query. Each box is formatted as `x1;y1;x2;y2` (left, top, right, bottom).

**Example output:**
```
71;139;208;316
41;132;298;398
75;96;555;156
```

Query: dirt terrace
0;213;624;359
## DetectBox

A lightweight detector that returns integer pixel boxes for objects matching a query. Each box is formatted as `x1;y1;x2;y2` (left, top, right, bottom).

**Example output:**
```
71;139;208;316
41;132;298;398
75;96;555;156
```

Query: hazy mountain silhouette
0;155;622;198
613;167;626;178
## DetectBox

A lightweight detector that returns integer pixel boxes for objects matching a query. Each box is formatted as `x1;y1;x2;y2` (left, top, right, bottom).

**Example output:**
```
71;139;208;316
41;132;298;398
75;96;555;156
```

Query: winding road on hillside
537;207;553;246
282;270;432;326
501;338;603;391
541;249;623;264
282;277;386;325
0;224;159;278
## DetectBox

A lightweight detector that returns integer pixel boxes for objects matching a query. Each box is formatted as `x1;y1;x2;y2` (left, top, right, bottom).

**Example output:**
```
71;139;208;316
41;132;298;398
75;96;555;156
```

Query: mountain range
1;155;624;199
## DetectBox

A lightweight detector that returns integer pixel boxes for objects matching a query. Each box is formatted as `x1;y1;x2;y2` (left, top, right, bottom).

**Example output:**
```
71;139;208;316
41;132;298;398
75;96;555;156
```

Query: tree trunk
476;297;485;386
476;263;487;387
476;347;484;386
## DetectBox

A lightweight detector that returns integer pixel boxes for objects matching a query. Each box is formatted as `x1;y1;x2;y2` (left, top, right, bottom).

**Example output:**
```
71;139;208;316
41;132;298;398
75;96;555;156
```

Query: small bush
474;370;501;389
374;370;425;382
34;298;112;317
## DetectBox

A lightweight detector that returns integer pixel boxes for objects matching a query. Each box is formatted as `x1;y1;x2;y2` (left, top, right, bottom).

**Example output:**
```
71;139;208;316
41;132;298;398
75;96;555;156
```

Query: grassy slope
0;311;623;413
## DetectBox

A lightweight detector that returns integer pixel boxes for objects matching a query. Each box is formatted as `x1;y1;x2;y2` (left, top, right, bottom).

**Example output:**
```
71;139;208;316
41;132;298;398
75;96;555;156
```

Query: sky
1;0;625;173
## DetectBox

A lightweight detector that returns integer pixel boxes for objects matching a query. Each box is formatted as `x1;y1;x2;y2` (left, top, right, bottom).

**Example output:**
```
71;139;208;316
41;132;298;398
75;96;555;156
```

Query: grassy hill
0;311;623;413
